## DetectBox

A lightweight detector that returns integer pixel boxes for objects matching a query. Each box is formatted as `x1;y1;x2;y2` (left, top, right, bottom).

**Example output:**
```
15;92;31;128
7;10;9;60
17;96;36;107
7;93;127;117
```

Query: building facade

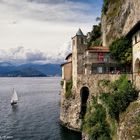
61;53;72;81
127;21;140;89
60;29;129;130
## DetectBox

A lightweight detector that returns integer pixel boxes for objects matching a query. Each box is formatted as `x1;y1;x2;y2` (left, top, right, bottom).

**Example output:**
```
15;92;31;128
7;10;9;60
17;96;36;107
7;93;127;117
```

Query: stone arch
79;86;89;119
134;58;140;73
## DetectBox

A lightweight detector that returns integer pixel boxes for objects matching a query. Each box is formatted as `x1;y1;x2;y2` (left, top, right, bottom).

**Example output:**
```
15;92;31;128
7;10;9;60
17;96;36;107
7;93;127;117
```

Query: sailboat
11;88;18;105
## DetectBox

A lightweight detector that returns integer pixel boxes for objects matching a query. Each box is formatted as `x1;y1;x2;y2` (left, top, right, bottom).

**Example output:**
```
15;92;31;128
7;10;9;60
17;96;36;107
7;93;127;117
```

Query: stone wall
62;62;72;81
72;36;78;88
60;74;132;131
60;85;81;131
134;75;140;91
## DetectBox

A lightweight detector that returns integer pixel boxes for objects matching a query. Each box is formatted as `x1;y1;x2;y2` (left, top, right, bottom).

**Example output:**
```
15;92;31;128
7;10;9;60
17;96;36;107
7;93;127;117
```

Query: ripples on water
0;77;81;140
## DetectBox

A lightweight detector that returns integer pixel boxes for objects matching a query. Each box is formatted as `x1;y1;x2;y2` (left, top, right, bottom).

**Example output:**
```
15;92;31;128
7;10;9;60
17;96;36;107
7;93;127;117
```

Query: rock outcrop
119;100;140;140
102;0;140;47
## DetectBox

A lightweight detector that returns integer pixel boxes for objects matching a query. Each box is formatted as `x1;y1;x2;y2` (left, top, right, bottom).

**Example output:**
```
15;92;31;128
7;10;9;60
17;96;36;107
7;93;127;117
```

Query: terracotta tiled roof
65;53;72;60
87;46;110;53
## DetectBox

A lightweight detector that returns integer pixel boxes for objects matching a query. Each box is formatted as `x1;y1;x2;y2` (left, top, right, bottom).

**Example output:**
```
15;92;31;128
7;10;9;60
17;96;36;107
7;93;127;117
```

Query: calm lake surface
0;77;81;140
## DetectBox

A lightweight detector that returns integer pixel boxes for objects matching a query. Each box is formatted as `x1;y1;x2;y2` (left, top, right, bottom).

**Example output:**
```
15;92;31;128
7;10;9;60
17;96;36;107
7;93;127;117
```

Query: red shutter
98;53;104;62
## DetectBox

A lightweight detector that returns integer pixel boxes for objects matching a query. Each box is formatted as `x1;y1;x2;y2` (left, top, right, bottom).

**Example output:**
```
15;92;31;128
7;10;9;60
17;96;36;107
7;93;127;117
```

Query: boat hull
11;102;17;105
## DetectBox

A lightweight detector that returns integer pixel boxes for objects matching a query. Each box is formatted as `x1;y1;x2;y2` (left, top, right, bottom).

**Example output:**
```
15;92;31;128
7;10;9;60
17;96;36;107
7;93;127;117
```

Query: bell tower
72;29;87;88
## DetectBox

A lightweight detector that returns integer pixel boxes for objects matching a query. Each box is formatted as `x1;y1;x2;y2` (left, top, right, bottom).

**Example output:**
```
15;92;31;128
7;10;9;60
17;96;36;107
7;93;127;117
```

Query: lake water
0;77;81;140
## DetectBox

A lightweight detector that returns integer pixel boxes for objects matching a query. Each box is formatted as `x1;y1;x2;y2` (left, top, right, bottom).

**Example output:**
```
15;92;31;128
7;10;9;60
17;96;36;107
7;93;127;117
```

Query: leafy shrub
92;38;102;46
109;37;132;65
87;23;102;47
61;80;64;87
102;0;109;14
83;75;138;139
83;99;111;140
100;75;139;122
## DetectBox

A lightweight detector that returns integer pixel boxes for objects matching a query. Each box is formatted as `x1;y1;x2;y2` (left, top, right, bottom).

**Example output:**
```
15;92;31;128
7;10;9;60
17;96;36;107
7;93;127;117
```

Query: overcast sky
0;0;103;64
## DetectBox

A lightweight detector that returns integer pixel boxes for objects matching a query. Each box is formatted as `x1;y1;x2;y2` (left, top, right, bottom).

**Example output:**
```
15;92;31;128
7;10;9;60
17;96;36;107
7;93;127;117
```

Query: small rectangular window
135;35;137;44
82;38;84;44
98;67;103;73
92;66;97;74
98;53;104;62
85;68;87;75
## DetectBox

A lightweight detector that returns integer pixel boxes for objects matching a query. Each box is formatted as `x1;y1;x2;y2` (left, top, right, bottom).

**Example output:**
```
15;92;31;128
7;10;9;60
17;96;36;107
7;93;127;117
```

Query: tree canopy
109;37;132;65
100;75;139;122
87;23;102;47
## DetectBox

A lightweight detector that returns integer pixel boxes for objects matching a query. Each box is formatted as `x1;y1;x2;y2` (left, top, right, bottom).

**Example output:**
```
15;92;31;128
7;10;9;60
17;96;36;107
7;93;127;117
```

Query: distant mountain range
0;62;61;77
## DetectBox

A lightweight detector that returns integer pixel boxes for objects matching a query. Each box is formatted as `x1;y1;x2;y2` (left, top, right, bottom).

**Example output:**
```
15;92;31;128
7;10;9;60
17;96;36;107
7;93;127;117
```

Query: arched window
134;58;140;73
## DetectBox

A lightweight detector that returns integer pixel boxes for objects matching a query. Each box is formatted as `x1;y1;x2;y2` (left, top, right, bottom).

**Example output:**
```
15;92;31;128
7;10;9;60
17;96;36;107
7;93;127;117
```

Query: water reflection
11;105;18;112
0;78;81;140
60;125;82;140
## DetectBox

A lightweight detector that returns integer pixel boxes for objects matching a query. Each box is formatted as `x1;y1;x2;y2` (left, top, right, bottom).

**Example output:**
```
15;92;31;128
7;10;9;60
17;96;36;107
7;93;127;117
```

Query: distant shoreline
0;76;61;77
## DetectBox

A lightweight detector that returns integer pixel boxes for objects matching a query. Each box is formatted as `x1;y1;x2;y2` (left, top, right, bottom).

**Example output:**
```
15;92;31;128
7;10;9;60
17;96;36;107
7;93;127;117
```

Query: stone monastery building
60;23;139;131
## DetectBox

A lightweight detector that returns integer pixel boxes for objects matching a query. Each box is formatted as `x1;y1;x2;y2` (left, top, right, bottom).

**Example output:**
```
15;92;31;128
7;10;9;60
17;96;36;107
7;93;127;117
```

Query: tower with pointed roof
72;29;87;88
60;27;132;131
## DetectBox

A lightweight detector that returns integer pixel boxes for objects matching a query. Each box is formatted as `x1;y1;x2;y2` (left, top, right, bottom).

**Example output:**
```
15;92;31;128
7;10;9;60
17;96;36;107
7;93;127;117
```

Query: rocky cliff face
101;1;140;139
102;0;140;47
60;91;81;132
119;100;140;140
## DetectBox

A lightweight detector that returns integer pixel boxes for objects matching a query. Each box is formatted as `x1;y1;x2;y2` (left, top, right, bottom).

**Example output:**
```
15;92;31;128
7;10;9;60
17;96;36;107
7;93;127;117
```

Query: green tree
100;75;139;122
83;99;111;140
102;0;109;14
87;23;102;47
109;37;132;65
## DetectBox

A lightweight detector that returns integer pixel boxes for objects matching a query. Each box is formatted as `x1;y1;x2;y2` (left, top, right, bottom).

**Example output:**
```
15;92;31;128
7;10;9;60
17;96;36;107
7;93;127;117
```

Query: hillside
2;67;46;77
0;62;61;77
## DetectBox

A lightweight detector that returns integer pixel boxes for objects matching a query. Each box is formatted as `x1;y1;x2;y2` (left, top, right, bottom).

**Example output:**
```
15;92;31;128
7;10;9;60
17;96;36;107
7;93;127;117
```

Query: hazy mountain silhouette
0;62;61;77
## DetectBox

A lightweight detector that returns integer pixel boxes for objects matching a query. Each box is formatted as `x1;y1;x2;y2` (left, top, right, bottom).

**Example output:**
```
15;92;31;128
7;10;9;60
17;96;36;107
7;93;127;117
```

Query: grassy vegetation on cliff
83;75;139;139
102;0;122;17
100;75;138;122
135;113;140;138
102;0;109;14
87;23;102;47
61;80;64;87
83;98;111;140
118;102;140;139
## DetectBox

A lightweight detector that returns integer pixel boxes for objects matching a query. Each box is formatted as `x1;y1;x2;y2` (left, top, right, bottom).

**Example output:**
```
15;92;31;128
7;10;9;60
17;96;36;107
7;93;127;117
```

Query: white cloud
0;45;71;64
26;51;47;62
1;0;98;23
0;0;101;63
58;41;71;58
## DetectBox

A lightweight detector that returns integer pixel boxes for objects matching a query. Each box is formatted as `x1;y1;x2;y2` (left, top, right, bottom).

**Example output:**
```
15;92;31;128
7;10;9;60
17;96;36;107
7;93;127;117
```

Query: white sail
11;88;18;103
